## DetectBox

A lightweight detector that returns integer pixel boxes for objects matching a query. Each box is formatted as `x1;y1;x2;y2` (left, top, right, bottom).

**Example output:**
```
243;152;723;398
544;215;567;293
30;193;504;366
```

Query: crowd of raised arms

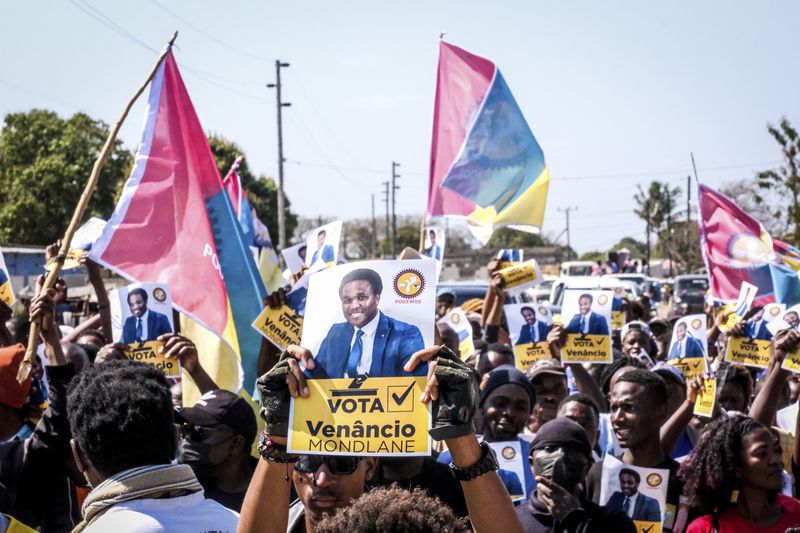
2;247;800;533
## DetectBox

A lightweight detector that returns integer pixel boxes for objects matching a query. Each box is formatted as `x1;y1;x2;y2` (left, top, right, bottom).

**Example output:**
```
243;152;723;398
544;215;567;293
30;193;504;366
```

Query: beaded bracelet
257;430;298;463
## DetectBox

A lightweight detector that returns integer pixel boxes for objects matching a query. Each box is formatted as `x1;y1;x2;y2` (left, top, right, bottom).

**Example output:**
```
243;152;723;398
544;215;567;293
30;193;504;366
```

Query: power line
69;0;158;53
148;0;272;64
556;159;783;181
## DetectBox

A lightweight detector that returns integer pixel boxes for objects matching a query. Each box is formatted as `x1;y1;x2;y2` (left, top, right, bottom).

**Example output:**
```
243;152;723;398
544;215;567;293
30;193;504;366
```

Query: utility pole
686;175;692;274
266;60;291;250
557;206;578;257
391;162;400;256
371;193;377;258
382;181;390;258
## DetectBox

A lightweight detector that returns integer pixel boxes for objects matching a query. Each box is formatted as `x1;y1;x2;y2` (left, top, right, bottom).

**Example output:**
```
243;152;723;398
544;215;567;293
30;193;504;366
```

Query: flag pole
17;31;179;382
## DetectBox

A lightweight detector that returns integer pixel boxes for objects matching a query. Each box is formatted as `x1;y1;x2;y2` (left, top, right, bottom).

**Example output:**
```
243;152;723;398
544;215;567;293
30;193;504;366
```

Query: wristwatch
449;441;499;481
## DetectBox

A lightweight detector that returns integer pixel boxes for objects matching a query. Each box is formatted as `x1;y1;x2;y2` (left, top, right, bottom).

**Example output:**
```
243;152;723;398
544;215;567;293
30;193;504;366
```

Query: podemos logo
393;269;425;298
153;287;167;303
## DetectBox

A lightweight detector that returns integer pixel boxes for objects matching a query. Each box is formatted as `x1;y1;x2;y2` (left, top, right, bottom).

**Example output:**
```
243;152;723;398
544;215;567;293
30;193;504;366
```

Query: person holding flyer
517;417;635;532
308;268;426;379
239;345;524;533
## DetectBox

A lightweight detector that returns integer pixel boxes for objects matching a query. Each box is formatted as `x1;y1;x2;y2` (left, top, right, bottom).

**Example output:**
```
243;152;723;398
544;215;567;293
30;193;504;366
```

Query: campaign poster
45;217;107;271
718;282;758;333
560;289;612;364
437;307;474;360
667;314;708;360
304;220;342;269
288;259;435;456
420;226;445;277
109;282;179;378
488;440;526;502
693;378;717;418
496;248;523;269
611;286;627;330
0;248;14;307
282;241;308;274
767;303;800;336
505;302;553;371
498;259;543;295
599;455;671;533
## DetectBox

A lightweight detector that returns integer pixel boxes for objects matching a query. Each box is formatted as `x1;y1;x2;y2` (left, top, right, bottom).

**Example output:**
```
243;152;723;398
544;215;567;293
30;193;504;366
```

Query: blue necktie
580;316;586;334
346;330;364;377
135;317;143;342
530;324;537;342
622;496;630;514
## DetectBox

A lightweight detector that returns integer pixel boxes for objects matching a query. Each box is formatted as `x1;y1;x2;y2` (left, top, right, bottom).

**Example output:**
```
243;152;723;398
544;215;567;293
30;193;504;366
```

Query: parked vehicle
671;275;709;315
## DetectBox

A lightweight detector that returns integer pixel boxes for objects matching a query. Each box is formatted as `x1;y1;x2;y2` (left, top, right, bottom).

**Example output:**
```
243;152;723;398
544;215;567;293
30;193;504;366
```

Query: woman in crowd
680;415;800;532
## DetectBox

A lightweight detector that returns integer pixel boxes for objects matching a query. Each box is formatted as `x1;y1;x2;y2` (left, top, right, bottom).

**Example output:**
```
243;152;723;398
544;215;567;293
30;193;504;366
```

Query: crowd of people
2;251;800;533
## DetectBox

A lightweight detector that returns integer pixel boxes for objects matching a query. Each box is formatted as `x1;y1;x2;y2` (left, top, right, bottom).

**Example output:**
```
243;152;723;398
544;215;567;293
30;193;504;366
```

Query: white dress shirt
346;312;381;377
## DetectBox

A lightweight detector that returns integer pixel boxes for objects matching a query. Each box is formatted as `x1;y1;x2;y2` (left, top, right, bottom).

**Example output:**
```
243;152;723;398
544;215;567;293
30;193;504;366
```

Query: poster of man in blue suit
667;316;707;360
305;220;342;269
423;228;443;261
515;306;550;345
113;284;174;344
302;261;435;379
564;292;610;337
606;468;662;522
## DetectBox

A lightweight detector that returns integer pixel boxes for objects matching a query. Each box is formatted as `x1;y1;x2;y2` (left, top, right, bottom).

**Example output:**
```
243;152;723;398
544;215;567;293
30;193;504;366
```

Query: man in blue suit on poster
310;229;335;266
565;293;609;336
516;306;549;345
309;268;427;379
606;468;661;522
668;321;705;359
122;288;172;344
424;229;442;261
746;308;773;341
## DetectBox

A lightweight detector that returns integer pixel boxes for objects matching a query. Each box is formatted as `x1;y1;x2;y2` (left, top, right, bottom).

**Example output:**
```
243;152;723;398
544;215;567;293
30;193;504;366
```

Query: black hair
520;306;535;315
578;293;593;303
77;343;100;364
679;415;774;514
67;360;176;477
600;355;647;395
339;268;383;297
716;364;754;406
619;468;640;483
614;368;667;407
78;328;107;346
558;393;599;424
127;287;148;305
318;229;327;237
486;342;514;360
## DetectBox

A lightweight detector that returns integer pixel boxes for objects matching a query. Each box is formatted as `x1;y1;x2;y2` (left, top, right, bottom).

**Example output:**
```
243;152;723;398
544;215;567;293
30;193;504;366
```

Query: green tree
634;181;681;275
655;219;703;273
608;237;647;258
578;251;605;262
486;228;548;249
756;118;800;242
207;134;297;246
0;109;132;245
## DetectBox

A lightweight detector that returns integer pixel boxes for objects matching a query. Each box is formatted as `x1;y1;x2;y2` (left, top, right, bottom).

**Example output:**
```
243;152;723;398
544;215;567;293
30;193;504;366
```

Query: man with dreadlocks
680;415;800;532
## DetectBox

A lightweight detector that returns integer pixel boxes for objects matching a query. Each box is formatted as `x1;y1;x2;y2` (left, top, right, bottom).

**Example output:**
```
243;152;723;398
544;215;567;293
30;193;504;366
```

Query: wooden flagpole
17;31;179;382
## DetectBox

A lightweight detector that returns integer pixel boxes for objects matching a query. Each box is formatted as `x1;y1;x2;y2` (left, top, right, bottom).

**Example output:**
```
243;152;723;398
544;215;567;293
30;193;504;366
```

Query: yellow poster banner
45;248;84;271
725;337;771;369
514;342;551;371
634;521;661;533
289;376;431;456
562;334;611;364
251;304;303;350
498;260;541;291
124;340;180;378
0;280;14;307
667;357;708;381
782;348;800;374
693;378;717;418
611;311;625;330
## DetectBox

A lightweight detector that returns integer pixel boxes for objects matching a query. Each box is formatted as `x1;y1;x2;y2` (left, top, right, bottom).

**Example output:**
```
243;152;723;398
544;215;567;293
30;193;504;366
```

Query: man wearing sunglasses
176;389;258;512
238;345;524;533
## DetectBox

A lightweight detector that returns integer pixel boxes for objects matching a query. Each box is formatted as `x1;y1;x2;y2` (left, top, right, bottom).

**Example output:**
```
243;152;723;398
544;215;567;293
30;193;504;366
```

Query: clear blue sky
2;1;799;253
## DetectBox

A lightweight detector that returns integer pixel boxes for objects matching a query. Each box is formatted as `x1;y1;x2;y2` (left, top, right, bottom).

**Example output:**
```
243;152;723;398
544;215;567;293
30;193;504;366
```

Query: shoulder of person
684;514;715;533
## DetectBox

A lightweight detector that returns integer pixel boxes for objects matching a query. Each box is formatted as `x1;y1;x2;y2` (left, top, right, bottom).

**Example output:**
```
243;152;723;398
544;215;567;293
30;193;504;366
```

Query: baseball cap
525;358;567;384
176;390;258;445
620;320;652;341
652;362;685;387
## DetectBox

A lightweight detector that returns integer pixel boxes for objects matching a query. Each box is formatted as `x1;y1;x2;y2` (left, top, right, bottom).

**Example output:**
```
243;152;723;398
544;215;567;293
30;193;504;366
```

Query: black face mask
179;439;218;481
532;448;587;494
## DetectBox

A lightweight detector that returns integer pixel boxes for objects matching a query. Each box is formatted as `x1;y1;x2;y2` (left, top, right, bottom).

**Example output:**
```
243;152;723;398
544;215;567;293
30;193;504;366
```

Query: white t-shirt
82;491;238;533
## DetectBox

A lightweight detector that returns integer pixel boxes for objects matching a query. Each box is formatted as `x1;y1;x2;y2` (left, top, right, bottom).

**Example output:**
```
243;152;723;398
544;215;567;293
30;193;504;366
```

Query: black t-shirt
200;456;258;512
585;454;683;532
515;492;637;533
372;457;468;517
